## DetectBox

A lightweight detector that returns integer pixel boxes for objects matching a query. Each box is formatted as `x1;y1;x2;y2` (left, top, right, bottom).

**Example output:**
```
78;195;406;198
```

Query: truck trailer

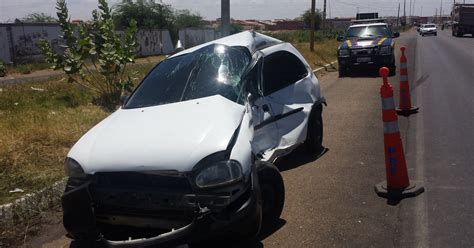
452;4;474;37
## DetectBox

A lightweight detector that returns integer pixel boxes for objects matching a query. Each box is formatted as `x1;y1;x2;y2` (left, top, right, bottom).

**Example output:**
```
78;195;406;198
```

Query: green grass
295;40;340;68
261;30;340;68
8;62;51;75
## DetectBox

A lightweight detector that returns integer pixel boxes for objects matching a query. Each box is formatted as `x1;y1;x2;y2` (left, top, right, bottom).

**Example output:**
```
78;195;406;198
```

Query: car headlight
379;46;391;55
64;158;86;178
339;49;349;57
195;160;243;188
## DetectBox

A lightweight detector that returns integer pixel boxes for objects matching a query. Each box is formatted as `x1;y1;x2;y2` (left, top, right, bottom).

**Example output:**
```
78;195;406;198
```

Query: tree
302;9;323;30
38;0;138;110
20;12;58;23
174;9;204;29
113;0;174;29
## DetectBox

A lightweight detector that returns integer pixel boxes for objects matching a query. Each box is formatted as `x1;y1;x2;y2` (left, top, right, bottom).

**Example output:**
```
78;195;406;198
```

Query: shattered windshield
125;44;251;108
345;25;392;38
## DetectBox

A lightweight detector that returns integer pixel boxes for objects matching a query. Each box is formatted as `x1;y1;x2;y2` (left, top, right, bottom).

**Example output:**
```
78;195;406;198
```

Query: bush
39;0;138;110
0;60;6;77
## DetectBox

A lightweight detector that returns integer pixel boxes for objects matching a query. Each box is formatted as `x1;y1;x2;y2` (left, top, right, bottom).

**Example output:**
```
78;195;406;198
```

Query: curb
313;60;338;73
0;179;66;224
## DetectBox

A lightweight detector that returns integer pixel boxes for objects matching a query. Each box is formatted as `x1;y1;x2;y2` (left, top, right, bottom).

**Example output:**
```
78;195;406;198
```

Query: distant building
264;19;304;31
325;18;352;29
233;20;265;30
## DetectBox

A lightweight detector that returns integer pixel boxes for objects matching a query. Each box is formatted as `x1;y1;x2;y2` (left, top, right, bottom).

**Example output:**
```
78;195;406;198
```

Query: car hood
68;95;245;174
341;36;392;49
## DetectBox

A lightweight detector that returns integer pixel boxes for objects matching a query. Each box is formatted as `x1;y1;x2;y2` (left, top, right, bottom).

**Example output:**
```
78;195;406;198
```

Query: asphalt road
24;30;474;248
264;29;474;248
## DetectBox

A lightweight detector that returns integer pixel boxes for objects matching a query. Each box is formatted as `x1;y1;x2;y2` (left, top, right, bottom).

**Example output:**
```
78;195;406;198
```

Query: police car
337;21;400;77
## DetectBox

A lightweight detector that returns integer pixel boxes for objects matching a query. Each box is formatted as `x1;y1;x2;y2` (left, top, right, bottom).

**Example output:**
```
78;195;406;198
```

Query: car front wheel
257;161;285;228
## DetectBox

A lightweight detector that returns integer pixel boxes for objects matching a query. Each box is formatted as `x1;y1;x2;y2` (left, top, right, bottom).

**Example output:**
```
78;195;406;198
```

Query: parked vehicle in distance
420;24;438;36
452;3;474;37
337;21;400;77
61;31;326;247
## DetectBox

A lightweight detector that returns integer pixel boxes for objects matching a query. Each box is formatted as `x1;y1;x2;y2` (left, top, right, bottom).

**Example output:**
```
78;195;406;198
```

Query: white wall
0;24;174;63
178;28;218;49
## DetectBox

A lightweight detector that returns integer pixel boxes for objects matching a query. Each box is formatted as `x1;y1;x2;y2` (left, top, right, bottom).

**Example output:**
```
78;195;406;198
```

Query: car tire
388;63;396;77
257;161;285;228
305;104;324;154
338;65;345;77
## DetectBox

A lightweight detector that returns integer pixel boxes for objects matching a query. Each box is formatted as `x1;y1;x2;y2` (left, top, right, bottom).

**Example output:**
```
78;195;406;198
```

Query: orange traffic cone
396;47;419;116
375;67;424;200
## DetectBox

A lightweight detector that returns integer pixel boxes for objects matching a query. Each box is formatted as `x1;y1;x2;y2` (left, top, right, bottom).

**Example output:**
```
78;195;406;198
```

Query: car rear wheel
305;104;324;154
257;161;285;228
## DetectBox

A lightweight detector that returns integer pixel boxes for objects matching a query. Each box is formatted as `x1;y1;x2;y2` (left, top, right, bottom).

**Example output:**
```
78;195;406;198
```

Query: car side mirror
393;32;400;38
120;95;129;106
337;35;344;41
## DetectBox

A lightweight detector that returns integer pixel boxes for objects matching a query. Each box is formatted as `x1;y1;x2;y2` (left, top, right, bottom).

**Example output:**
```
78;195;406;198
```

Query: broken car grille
95;172;192;192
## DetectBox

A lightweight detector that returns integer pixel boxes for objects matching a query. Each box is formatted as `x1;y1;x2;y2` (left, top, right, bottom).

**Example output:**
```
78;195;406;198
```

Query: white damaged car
62;31;326;247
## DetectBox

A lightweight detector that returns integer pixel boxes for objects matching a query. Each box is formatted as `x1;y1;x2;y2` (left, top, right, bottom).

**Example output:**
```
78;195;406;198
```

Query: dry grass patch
293;40;340;69
0;78;109;204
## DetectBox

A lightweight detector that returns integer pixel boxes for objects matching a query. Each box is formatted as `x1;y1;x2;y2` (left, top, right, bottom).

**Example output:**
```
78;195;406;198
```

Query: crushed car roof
169;31;283;58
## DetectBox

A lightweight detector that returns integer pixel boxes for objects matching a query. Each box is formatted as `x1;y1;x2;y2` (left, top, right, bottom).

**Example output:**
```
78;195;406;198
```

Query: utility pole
397;3;401;26
441;0;443;19
310;0;315;52
323;0;327;29
413;0;416;17
403;0;407;25
221;0;230;37
409;0;412;21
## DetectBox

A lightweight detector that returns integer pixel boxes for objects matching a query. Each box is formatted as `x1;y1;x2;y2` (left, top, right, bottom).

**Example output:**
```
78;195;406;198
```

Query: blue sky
1;0;473;22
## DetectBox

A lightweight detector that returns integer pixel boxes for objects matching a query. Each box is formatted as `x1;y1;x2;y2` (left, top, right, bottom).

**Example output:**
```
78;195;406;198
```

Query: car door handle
262;104;270;112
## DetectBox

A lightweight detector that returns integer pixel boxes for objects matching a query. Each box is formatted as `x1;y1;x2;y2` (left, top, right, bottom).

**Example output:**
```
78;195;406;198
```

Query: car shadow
190;219;287;248
274;146;329;172
227;219;287;248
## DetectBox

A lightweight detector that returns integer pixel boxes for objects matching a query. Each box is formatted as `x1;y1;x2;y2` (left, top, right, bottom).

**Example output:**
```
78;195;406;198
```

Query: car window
125;44;251;108
345;25;392;38
262;51;308;96
425;25;436;28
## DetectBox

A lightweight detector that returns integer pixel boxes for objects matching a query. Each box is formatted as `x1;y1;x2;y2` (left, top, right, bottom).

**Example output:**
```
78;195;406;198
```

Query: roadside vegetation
264;30;341;68
0;63;155;205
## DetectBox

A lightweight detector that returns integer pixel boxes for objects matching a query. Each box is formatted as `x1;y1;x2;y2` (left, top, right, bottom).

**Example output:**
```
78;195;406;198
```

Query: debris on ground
30;87;46;92
9;188;24;193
